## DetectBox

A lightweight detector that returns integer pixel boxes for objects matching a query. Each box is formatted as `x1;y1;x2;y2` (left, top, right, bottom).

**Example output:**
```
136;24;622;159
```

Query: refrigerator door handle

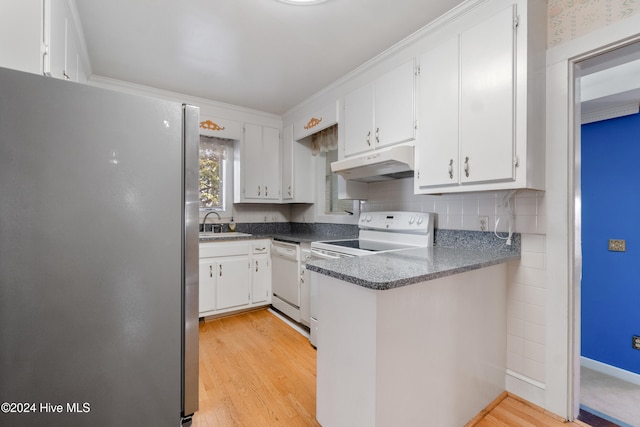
182;104;200;420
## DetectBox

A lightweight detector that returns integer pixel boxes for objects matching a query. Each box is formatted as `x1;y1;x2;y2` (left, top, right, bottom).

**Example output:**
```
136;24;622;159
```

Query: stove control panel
358;211;434;231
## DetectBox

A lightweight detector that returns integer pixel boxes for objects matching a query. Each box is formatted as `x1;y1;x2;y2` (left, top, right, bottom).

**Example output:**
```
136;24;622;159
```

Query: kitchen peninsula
307;235;520;427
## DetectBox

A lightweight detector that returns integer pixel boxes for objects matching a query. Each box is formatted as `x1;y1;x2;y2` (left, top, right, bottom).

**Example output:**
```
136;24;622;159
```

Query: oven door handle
310;248;344;260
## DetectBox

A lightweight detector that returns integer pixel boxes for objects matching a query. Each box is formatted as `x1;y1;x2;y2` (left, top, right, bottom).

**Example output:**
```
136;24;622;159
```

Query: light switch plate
608;239;626;252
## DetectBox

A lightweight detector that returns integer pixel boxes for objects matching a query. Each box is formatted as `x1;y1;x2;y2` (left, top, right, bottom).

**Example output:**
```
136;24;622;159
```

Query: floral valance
199;135;228;160
311;124;338;156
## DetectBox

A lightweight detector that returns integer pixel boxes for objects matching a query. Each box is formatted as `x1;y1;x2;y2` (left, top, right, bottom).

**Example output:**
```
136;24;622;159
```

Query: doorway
575;40;640;426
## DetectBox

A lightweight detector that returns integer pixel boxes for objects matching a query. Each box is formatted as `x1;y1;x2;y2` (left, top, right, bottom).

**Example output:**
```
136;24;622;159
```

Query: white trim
505;370;546;409
546;15;640;422
582;103;639;124
581;357;640;387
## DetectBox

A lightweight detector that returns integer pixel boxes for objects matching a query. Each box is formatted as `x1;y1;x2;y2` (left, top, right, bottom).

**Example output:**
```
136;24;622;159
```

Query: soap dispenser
228;217;236;232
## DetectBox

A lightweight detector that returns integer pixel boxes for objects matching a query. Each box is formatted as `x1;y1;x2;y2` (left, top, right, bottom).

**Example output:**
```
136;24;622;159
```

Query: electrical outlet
478;216;489;232
608;239;626;252
633;335;640;351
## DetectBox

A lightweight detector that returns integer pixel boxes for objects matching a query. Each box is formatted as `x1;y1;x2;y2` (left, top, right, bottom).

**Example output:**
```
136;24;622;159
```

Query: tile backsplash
362;178;546;235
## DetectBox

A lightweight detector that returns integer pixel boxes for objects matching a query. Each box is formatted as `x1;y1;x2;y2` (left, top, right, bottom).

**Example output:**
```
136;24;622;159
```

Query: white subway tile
523;357;545;383
522;234;545;253
507;334;524;355
524;304;546;326
507;351;524;372
520;251;545;270
524;339;545;364
524;321;546;345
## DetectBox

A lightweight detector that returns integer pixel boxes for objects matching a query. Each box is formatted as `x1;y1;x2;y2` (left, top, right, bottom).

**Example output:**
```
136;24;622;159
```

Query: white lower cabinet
251;242;271;304
215;256;250;310
199;239;272;317
198;258;217;314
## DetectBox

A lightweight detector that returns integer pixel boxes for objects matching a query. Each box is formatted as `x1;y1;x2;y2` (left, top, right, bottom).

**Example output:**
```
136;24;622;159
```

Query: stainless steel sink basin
199;232;252;239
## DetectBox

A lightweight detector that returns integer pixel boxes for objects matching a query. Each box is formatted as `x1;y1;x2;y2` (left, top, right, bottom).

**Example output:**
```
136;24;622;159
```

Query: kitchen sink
199;232;252;239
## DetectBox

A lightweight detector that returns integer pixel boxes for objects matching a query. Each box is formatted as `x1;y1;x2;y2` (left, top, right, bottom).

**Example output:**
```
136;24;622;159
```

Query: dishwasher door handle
274;247;297;258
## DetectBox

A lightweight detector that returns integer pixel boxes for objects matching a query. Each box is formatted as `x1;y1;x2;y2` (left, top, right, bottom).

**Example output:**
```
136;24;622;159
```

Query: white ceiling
76;0;465;116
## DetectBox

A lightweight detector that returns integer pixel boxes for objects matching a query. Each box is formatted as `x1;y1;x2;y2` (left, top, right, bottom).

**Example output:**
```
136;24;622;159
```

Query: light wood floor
194;308;320;426
193;308;590;427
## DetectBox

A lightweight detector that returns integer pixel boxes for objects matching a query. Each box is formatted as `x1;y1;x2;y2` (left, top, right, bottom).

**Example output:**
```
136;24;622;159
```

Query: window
324;149;355;215
199;135;233;216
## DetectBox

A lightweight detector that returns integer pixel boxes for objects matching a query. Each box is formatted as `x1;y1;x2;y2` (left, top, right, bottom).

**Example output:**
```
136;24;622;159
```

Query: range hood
331;144;414;182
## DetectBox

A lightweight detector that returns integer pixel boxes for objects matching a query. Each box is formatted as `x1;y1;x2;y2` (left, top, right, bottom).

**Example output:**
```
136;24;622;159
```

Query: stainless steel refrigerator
0;67;199;426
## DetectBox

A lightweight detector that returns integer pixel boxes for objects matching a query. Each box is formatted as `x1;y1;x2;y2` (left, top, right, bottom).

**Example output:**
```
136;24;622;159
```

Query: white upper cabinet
374;59;416;149
282;124;314;203
459;5;515;184
416;36;460;188
0;0;88;83
344;59;416;157
236;123;280;202
416;1;545;194
43;0;86;83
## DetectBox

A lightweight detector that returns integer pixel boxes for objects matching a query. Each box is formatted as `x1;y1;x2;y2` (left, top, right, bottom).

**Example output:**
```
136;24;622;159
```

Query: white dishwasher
271;240;301;322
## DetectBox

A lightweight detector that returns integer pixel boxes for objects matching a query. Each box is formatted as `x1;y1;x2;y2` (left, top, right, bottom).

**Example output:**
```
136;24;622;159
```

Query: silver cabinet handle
209;265;213;278
265;186;268;197
255;260;259;272
464;157;470;178
375;127;379;144
257;186;261;196
288;185;292;196
448;159;454;179
366;130;371;146
219;265;222;277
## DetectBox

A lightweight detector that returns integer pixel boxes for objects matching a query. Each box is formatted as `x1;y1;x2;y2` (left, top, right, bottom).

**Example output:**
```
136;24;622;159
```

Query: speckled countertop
306;230;521;290
199;222;358;244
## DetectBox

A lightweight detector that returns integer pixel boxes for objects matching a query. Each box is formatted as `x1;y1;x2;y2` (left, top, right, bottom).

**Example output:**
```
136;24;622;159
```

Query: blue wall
582;112;640;374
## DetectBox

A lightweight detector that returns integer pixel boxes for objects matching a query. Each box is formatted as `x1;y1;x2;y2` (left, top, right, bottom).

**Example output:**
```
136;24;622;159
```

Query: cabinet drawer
252;241;270;254
200;242;250;258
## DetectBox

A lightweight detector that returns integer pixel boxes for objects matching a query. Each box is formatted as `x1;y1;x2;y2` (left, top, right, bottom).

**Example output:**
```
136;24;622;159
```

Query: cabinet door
216;257;250;310
281;125;293;200
242;123;263;199
416;37;460;188
262;126;280;200
251;254;271;304
375;59;415;148
44;0;66;79
198;258;216;314
459;5;515;184
343;83;374;157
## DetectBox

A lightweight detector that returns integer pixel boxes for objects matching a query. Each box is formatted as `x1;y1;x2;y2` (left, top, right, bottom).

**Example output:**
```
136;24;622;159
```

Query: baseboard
464;391;508;426
581;356;640;386
505;369;546;408
268;307;310;339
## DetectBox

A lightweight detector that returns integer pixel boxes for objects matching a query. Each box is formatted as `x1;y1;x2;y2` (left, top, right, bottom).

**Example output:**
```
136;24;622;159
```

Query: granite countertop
306;246;520;291
199;231;358;244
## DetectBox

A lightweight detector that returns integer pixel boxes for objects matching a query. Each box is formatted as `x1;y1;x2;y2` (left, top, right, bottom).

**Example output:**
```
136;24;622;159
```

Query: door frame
545;15;640;420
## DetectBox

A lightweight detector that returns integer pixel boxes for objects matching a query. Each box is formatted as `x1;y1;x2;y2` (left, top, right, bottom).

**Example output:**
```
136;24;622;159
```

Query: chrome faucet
202;211;221;233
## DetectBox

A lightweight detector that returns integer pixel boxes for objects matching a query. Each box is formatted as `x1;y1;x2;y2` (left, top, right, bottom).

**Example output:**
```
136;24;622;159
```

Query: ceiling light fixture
276;0;329;5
